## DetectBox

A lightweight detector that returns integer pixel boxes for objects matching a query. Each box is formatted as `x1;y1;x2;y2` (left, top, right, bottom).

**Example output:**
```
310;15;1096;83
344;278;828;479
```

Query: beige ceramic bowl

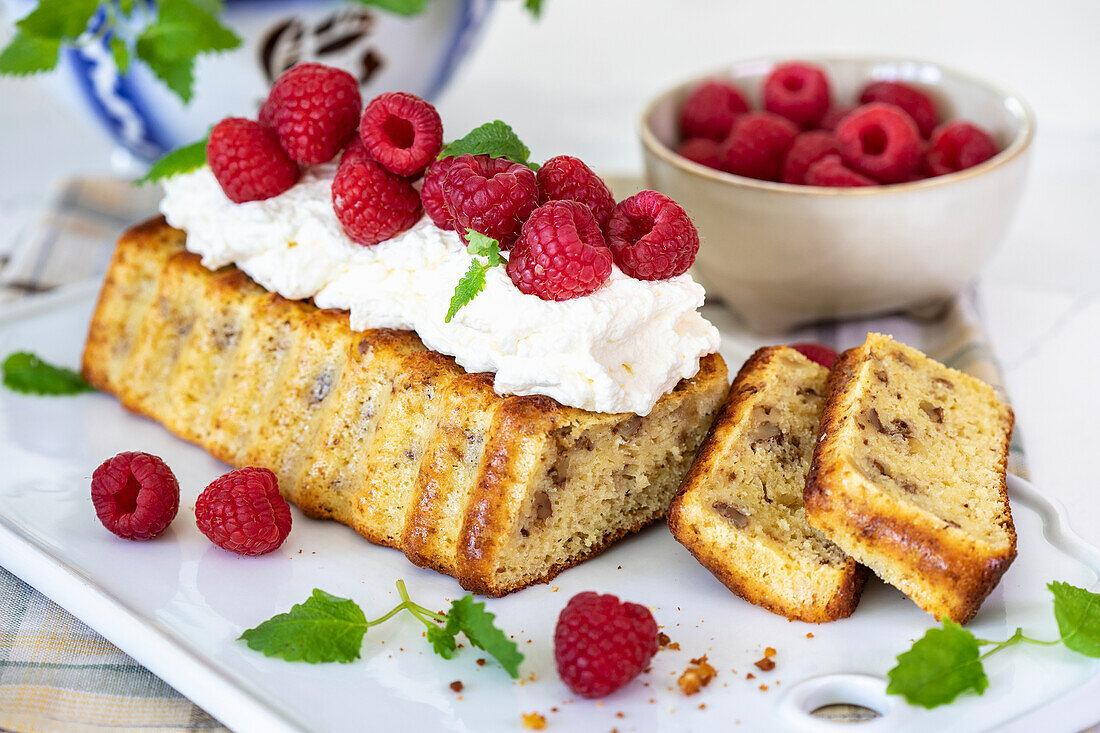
640;57;1034;332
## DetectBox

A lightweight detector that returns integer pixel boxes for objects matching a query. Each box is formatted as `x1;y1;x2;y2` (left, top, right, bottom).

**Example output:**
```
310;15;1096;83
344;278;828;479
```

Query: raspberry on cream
160;165;720;416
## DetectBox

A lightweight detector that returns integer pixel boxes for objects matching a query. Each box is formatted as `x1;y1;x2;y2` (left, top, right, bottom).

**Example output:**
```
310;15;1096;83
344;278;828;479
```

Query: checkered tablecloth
0;177;1028;732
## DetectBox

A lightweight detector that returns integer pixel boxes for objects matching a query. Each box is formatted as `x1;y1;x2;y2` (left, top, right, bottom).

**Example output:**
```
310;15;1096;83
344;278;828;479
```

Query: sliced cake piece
805;332;1016;624
668;346;867;623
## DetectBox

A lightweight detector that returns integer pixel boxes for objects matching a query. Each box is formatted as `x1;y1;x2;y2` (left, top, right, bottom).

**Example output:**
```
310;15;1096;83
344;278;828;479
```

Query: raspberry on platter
442;154;538;249
507;200;612;301
554;591;659;698
420;157;458;230
207;118;300;204
359;92;444;178
91;451;179;541
791;342;839;368
606;190;699;280
333;155;423;246
536;155;615;230
259;63;362;166
195;467;292;556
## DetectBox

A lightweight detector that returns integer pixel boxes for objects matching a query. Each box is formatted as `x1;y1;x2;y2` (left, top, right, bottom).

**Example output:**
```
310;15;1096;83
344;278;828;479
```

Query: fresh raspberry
860;81;938;138
781;131;839;185
722;112;799;181
792;342;839;368
606;190;698;280
359;92;443;178
679;80;750;141
507;201;612;301
260;63;361;165
420;157;457;230
339;135;371;166
763;62;831;129
924;121;999;176
90;452;179;541
553;591;658;699
207;118;300;203
536;155;615;229
804;154;877;187
676;137;725;170
819;105;856;132
195;467;292;556
835;103;922;183
333;155;422;246
443;154;538;248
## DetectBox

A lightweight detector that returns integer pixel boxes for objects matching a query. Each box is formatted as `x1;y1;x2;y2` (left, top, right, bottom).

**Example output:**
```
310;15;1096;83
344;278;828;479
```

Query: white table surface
0;1;1098;726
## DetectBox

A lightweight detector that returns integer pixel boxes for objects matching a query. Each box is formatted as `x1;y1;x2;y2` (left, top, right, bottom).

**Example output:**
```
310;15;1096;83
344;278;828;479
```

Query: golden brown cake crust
804;336;1016;624
82;218;728;596
669;347;866;623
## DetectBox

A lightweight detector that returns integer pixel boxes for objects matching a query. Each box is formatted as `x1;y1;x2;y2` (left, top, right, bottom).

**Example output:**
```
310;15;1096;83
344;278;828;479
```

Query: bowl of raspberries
640;57;1034;332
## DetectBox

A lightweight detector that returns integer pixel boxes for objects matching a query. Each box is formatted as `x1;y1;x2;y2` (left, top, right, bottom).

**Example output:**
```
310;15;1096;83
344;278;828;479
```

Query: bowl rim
639;54;1036;197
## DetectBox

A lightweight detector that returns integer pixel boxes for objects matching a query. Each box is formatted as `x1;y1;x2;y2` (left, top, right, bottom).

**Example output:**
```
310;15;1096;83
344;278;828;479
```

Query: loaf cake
668;346;866;623
82;218;729;596
805;332;1015;623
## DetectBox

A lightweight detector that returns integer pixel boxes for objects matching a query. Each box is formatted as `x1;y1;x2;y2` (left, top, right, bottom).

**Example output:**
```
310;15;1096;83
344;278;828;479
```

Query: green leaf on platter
446;594;523;678
15;0;102;41
137;137;208;184
426;621;458;660
348;0;431;16
110;35;130;74
0;31;61;76
886;619;988;708
240;589;369;663
1050;581;1100;657
439;120;536;169
2;352;94;396
444;232;504;323
524;0;543;17
135;0;241;102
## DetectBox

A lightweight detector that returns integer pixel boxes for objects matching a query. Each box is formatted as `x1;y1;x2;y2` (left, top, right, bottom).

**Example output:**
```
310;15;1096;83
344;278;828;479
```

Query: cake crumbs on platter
678;655;717;695
754;657;775;672
449;681;463;693
476;658;486;666
746;672;755;680
615;712;624;718
698;703;707;710
521;712;546;730
806;632;815;638
759;684;769;691
764;646;777;657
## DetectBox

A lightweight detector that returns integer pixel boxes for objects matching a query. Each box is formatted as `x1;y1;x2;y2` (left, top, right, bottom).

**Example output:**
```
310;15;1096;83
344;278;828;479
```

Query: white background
1;1;1099;581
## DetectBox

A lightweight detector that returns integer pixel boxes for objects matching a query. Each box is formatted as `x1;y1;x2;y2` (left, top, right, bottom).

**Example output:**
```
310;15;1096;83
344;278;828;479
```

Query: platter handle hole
779;674;899;729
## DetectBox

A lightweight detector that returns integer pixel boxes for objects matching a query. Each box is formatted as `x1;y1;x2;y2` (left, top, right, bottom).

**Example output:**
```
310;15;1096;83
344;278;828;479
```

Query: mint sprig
439;121;538;171
445;230;504;323
240;581;523;678
2;352;94;396
886;580;1098;708
350;0;431;15
137;137;208;184
0;0;241;103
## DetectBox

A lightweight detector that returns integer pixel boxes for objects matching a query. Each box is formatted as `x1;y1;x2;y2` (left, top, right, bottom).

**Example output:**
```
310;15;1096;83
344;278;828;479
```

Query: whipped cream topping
160;165;720;415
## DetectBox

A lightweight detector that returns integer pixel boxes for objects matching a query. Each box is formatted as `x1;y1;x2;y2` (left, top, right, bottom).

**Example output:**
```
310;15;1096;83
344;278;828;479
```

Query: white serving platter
1;283;1099;732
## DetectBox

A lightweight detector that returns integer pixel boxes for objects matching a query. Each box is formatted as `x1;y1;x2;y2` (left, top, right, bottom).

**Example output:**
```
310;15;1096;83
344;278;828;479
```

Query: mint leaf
15;0;101;41
3;352;94;396
1050;581;1100;657
110;35;130;74
135;0;241;102
525;0;543;17
240;589;368;663
439;121;536;169
426;621;458;659
887;620;987;708
137;138;208;184
0;31;61;75
447;594;523;678
445;231;503;323
349;0;431;15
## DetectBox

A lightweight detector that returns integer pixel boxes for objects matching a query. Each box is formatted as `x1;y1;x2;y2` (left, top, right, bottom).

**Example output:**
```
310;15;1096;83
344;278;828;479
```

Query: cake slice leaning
805;332;1016;623
668;346;867;623
82;218;730;596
